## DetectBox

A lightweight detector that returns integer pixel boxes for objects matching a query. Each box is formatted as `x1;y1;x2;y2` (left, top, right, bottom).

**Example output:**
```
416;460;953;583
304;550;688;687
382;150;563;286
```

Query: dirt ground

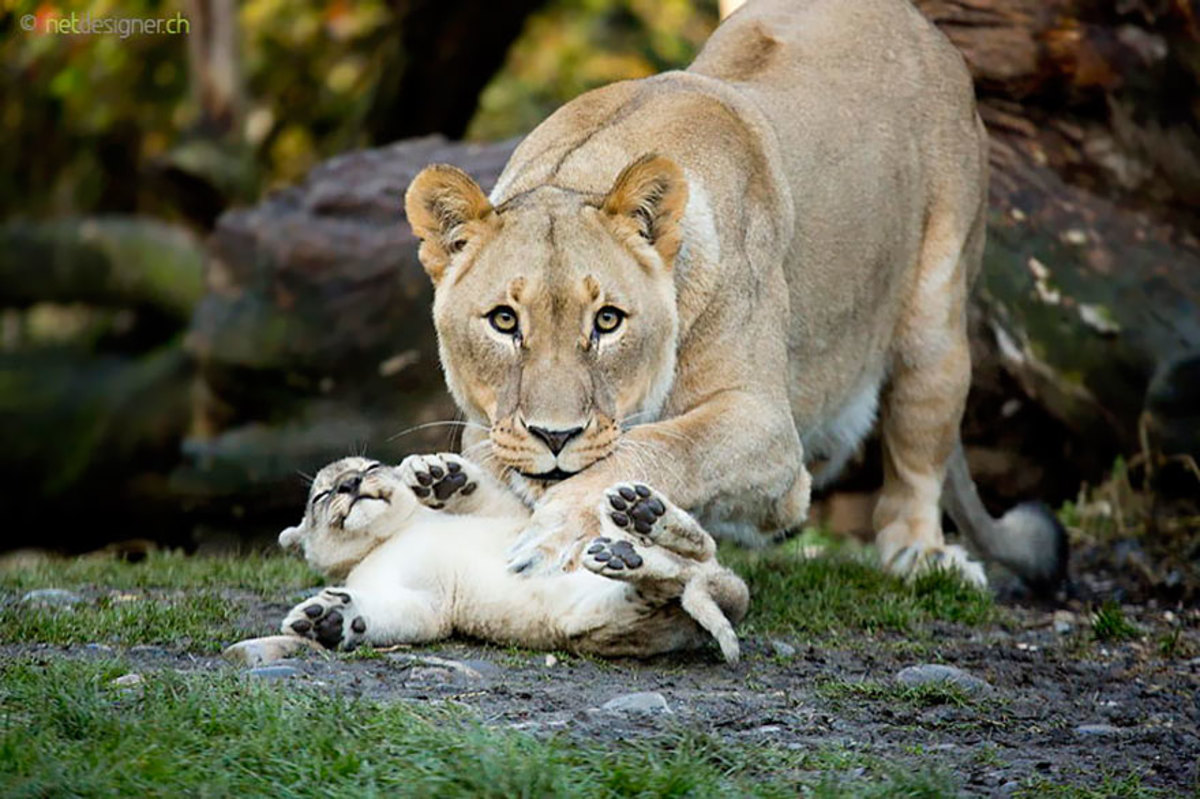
18;584;1198;796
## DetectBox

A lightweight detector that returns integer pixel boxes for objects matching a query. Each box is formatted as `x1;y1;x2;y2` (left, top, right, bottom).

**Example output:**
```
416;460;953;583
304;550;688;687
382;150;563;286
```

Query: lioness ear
404;164;494;284
602;154;688;265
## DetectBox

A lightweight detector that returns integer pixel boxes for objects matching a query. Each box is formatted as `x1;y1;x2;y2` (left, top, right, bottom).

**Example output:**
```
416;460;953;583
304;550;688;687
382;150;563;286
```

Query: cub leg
873;210;986;588
281;585;444;651
398;452;526;517
583;482;749;662
602;482;715;561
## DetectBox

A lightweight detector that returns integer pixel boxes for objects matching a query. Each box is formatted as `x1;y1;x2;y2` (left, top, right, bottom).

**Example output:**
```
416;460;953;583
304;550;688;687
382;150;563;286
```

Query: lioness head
404;154;688;486
279;457;413;579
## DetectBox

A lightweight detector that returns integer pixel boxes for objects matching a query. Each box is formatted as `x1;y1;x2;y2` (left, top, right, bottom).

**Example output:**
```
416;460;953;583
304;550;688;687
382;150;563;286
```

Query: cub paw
602;483;712;560
583;536;645;573
399;453;478;511
886;544;988;589
281;588;368;650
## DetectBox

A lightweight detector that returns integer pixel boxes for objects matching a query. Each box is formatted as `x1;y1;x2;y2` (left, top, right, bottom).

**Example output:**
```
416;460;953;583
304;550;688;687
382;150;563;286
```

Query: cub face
405;155;689;488
279;457;415;579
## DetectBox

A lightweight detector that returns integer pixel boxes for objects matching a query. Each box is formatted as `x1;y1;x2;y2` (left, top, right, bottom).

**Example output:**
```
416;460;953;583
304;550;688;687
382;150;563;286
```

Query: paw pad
411;459;475;505
586;536;644;570
285;591;367;650
607;484;666;534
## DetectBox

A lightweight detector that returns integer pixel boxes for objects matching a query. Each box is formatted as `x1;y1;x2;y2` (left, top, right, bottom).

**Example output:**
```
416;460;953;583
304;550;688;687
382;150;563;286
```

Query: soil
19;590;1200;796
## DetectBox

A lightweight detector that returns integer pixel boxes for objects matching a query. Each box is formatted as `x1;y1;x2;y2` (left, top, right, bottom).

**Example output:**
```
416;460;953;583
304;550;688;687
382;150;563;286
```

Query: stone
770;640;797;658
1074;723;1124;736
20;588;83;607
223;635;322;667
601;691;672;714
895;664;992;695
247;665;301;680
109;673;144;687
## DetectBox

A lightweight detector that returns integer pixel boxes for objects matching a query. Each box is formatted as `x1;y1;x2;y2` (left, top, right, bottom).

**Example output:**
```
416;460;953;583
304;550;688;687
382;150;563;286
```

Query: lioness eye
594;306;625;335
487;306;519;335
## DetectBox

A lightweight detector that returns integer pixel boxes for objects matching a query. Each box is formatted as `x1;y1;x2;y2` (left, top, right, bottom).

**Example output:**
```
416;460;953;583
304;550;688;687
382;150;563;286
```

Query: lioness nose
336;474;362;494
527;425;584;455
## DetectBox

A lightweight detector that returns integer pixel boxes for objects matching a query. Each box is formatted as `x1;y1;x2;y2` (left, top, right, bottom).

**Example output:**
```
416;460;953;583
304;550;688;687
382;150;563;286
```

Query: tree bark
364;0;549;143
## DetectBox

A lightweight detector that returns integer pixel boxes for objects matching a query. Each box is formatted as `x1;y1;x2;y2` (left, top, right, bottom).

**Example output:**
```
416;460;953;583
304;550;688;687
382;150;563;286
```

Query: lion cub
278;454;749;662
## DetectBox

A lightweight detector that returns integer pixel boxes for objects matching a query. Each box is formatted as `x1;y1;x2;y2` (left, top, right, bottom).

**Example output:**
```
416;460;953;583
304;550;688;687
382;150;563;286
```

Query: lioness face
279;457;413;578
406;155;688;484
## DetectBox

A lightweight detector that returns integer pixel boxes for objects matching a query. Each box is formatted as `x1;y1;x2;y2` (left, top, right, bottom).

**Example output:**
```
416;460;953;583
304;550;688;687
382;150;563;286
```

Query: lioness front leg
399;452;526;517
503;392;810;574
282;586;444;651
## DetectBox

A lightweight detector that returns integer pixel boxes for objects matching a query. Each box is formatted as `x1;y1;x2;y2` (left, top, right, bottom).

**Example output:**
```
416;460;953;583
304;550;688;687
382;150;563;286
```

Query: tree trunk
364;0;549;143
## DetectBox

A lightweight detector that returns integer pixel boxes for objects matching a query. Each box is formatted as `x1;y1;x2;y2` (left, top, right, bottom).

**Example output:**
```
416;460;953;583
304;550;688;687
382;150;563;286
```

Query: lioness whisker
387;420;492;443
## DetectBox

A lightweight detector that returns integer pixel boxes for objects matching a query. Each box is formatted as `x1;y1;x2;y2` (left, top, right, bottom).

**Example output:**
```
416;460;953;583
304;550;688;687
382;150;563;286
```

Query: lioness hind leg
874;207;987;589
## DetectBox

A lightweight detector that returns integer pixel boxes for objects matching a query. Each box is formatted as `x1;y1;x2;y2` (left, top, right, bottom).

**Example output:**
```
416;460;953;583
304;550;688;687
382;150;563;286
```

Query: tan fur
403;0;1065;588
277;455;750;661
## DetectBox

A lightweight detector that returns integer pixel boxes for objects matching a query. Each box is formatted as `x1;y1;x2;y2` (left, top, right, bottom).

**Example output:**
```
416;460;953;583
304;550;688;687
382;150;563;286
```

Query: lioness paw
886;544;988;589
282;588;369;650
602;483;713;561
399;453;478;511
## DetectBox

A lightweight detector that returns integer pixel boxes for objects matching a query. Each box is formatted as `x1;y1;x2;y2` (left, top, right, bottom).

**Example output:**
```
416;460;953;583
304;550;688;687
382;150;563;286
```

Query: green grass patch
0;552;322;653
1090;601;1140;643
1017;769;1167;798
722;537;994;640
0;551;319;594
0;657;963;798
0;591;259;654
815;677;977;710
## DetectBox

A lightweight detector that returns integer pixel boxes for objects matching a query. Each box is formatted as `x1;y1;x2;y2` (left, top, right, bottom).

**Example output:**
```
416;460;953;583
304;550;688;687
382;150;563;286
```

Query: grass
0;547;1171;797
0;657;962;799
722;536;994;641
814;677;979;710
1090;600;1140;642
0;551;322;654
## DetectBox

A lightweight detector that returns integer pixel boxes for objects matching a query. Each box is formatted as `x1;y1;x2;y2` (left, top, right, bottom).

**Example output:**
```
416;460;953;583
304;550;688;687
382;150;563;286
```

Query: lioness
277;453;749;661
403;0;1067;589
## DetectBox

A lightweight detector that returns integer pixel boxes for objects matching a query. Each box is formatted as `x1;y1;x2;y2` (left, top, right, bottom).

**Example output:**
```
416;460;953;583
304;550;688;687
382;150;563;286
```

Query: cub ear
278;524;304;551
602;154;689;266
404;164;494;284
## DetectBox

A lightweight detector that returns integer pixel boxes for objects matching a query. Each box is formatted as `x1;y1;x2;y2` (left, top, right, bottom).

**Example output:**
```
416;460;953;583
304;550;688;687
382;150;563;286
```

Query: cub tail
941;443;1069;593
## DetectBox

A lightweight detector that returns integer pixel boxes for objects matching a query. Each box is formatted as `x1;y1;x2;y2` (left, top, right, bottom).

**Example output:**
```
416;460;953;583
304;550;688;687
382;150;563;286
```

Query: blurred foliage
1;0;392;219
1;0;717;221
468;0;718;141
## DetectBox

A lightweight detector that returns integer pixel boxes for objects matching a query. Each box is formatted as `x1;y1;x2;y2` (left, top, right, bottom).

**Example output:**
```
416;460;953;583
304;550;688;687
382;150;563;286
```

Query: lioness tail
941;444;1069;593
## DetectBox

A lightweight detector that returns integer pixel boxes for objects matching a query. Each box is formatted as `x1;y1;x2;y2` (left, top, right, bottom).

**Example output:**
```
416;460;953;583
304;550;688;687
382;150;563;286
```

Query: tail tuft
942;445;1070;595
992;501;1069;592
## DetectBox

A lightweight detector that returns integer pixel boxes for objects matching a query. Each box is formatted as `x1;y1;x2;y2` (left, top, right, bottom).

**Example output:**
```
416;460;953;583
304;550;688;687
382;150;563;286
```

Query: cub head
404;154;688;490
279;457;415;579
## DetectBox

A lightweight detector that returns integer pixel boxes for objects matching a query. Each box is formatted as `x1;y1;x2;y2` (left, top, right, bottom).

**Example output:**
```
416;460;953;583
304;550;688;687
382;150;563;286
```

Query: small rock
1074;723;1124;736
20;588;83;607
84;643;113;653
109;673;144;687
770;640;797;658
545;654;559;667
246;665;301;680
391;654;485;679
601;691;672;714
223;636;322;667
999;781;1021;795
895;664;992;695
